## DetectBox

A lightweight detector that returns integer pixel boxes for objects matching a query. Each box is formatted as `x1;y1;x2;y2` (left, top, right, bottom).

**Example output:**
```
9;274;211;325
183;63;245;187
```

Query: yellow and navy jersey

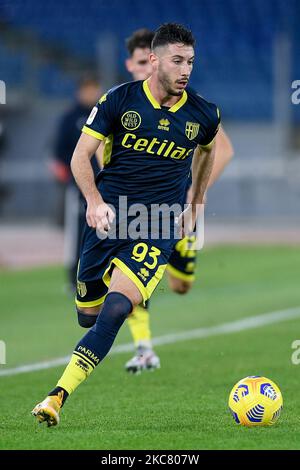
82;79;220;209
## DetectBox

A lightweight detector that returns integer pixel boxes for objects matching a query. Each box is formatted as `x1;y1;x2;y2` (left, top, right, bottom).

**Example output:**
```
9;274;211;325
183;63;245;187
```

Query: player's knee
169;277;193;295
105;292;133;320
93;292;133;332
108;267;142;308
175;282;192;294
76;306;100;328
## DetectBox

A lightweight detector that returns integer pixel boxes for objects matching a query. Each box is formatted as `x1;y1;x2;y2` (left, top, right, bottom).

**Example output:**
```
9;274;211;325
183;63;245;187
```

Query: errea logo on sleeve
99;93;107;105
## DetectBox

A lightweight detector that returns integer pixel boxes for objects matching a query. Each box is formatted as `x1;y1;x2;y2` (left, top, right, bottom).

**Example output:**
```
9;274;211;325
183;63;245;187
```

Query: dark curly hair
152;23;195;50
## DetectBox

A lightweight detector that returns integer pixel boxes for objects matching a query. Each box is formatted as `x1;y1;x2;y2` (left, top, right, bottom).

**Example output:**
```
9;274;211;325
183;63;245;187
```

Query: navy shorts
76;224;175;308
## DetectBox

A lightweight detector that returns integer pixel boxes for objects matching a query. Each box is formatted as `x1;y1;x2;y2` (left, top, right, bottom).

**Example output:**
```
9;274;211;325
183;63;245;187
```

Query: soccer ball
228;376;283;427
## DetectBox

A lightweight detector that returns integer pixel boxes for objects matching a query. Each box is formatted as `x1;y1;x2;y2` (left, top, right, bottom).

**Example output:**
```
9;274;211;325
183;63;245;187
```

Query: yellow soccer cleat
31;393;63;427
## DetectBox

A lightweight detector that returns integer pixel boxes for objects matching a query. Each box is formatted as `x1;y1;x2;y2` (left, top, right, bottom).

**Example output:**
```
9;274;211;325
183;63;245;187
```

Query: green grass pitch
0;245;300;450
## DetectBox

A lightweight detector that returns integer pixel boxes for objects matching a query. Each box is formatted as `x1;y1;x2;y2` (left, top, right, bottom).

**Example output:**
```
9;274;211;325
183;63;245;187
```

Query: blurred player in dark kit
50;76;102;289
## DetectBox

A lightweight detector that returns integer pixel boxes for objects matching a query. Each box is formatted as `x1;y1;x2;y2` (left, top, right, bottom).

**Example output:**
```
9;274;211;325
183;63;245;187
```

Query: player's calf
75;292;133;364
76;306;101;328
32;292;134;427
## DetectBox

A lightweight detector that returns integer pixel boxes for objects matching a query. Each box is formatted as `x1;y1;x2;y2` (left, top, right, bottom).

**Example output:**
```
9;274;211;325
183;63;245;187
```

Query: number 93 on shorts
76;238;173;308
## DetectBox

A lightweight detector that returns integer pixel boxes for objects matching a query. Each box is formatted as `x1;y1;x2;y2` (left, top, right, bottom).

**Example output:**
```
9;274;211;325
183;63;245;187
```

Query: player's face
126;47;152;81
78;84;102;108
152;43;194;96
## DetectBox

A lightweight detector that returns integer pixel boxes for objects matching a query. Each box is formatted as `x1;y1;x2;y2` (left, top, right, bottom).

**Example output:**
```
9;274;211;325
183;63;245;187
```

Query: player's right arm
71;134;113;232
71;89;117;233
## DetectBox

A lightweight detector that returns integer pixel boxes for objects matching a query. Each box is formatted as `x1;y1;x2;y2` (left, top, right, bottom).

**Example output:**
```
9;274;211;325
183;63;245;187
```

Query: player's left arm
179;142;215;237
207;125;234;188
191;143;215;205
180;103;220;235
186;125;233;204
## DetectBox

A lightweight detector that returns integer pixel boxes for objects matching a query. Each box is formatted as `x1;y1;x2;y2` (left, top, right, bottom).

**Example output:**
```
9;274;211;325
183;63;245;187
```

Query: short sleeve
198;106;221;149
82;91;115;140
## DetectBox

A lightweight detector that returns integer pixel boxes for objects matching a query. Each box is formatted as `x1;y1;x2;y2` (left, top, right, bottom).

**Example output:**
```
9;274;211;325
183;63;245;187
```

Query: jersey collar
142;79;187;113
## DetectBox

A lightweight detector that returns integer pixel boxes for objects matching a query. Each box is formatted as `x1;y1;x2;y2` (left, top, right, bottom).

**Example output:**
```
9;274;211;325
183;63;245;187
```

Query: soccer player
32;23;220;426
123;29;234;373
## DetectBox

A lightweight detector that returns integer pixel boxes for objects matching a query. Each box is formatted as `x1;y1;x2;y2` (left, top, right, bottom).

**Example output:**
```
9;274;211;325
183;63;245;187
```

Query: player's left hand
177;204;200;238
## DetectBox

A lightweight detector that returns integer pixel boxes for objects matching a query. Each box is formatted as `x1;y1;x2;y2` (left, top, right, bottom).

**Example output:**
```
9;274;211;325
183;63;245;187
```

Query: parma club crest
185;121;200;140
77;280;87;298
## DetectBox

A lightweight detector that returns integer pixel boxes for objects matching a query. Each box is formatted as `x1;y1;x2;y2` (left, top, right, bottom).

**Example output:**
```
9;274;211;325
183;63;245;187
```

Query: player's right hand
86;201;115;234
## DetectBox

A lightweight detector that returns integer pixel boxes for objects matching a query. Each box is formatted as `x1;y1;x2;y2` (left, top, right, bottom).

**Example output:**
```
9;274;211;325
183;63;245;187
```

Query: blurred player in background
123;29;234;373
50;76;102;290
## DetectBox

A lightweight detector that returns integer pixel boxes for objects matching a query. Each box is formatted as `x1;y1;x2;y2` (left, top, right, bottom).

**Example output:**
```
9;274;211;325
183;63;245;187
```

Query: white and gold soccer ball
228;376;283;426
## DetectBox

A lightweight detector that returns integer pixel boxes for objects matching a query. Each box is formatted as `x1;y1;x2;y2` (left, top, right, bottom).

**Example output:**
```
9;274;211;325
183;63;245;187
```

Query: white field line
1;306;300;378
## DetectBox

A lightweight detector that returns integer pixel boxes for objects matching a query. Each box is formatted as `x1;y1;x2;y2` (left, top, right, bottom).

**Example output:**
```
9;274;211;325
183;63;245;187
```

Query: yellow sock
127;305;152;349
56;352;95;395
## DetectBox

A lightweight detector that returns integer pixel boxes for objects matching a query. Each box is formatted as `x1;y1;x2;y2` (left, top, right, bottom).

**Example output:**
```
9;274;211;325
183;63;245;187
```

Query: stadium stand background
0;0;299;221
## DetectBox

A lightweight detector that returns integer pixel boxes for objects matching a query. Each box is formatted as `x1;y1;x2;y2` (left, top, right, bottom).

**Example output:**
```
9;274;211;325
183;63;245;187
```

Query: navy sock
74;292;133;366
